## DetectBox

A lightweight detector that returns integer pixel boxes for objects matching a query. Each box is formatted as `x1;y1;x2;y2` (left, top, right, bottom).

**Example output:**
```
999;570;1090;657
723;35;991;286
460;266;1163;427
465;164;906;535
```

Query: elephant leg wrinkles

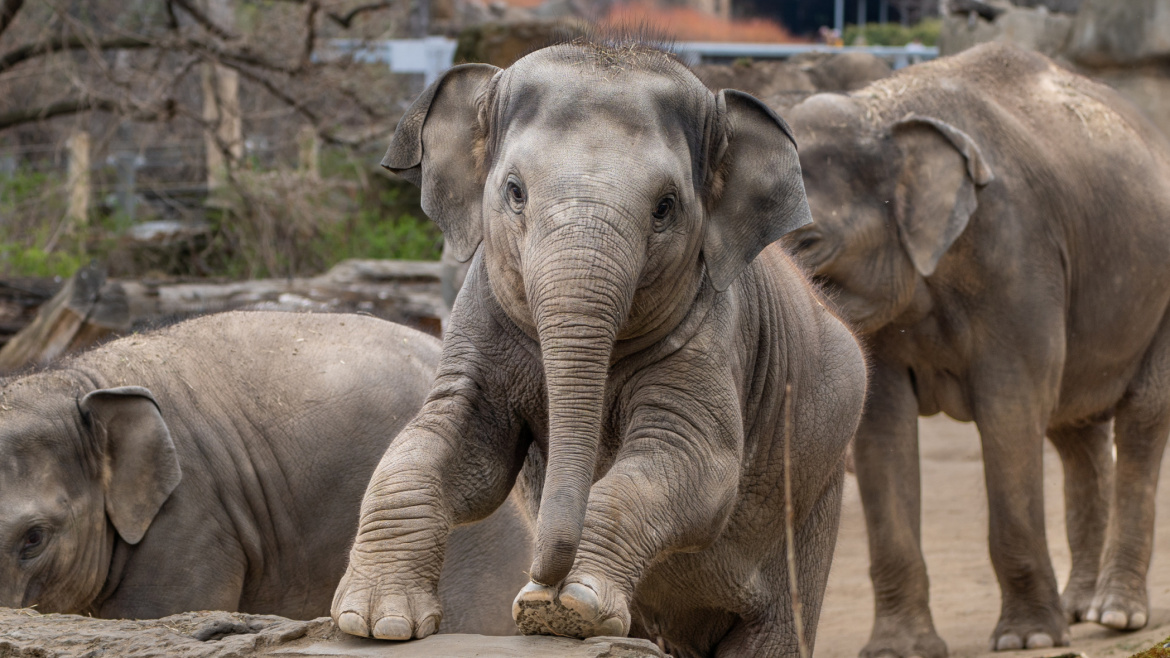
513;400;742;640
1088;309;1170;631
854;359;946;658
332;369;526;640
1047;421;1112;622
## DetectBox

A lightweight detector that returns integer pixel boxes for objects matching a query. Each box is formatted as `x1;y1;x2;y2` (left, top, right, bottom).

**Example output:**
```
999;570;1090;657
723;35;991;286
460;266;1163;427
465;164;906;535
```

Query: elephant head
783;93;994;333
383;43;811;587
0;380;181;612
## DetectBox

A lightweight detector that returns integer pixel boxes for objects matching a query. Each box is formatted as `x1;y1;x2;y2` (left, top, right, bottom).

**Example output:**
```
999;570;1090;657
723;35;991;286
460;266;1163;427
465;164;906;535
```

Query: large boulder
940;0;1170;137
1067;0;1170;66
941;5;1074;57
693;52;892;113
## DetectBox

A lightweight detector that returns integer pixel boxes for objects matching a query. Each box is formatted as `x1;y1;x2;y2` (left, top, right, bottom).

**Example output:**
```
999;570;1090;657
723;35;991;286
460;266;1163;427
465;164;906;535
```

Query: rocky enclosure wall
941;0;1170;137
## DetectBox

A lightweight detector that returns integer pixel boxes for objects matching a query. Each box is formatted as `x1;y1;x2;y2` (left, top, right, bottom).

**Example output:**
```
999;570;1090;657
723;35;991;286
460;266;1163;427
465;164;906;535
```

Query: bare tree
0;0;408;146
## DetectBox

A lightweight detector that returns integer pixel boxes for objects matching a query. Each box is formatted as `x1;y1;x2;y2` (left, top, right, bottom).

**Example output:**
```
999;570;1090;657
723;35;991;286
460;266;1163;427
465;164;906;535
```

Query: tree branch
302;1;319;70
326;1;394;28
0;96;175;131
170;0;237;41
0;0;24;40
264;0;394;28
0;34;153;73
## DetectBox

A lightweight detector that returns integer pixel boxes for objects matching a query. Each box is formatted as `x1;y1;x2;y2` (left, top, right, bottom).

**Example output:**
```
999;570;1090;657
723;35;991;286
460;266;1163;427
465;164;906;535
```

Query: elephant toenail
1024;632;1053;649
336;612;369;637
598;616;627;637
372;616;412;640
416;615;440;638
1084;608;1099;622
559;583;600;616
1100;610;1128;629
513;581;557;621
995;633;1023;651
1130;612;1147;629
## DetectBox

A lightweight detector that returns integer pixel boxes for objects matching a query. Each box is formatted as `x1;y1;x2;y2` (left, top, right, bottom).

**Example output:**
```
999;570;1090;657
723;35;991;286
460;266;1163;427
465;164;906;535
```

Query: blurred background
0;0;1164;364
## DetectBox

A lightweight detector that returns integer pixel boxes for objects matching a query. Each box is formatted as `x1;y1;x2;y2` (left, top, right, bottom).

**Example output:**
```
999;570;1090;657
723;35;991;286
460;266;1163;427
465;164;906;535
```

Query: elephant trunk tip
529;539;578;586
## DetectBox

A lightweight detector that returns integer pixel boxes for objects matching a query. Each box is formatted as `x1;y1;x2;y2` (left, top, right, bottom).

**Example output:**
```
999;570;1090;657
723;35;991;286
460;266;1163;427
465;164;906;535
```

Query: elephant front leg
333;386;522;640
972;372;1068;651
513;403;741;642
855;361;947;658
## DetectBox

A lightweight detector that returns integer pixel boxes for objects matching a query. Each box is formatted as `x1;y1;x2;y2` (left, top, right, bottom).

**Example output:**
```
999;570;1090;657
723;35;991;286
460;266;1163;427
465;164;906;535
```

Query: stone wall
941;0;1170;137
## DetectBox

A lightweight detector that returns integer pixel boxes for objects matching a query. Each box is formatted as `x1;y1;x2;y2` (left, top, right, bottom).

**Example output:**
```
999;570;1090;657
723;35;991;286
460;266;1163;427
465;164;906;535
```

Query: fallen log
0;277;60;349
0;259;448;374
0;264;129;372
118;258;447;333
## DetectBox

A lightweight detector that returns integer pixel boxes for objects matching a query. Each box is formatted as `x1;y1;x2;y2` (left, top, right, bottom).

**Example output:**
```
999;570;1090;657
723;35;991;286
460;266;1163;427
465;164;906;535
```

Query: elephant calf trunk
529;325;614;586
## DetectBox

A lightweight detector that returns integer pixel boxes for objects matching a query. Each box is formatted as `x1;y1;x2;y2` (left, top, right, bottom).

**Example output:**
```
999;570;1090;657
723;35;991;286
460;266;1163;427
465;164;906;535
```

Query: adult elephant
784;43;1170;655
331;36;868;657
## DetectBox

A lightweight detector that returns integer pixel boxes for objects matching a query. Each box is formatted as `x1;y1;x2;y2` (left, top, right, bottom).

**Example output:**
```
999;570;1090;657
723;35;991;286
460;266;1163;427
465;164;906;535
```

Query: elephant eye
652;194;675;231
19;526;49;561
797;235;821;251
505;177;526;213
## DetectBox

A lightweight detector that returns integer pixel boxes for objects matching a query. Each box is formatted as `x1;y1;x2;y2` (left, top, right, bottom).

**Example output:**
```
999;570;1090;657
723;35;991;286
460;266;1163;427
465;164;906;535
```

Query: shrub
844;19;940;47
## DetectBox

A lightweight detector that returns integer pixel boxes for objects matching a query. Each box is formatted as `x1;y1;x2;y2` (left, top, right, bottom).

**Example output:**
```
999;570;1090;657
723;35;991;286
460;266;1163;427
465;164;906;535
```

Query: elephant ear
892;114;994;277
381;63;501;263
703;89;813;292
82;386;181;545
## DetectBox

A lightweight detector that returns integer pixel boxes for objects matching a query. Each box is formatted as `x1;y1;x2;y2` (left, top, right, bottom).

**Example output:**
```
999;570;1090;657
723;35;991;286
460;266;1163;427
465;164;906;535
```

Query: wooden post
65;131;90;230
297;125;319;180
202;0;242;195
202;64;243;193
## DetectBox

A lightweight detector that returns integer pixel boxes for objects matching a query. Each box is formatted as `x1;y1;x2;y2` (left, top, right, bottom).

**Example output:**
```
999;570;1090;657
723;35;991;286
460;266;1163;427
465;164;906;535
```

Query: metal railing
317;38;939;82
669;42;938;69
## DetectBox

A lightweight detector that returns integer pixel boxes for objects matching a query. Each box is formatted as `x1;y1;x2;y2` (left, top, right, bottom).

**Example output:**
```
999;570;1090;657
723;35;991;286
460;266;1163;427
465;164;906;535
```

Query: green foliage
0;244;84;278
844;19;940;47
0;169;81;278
1;151;440;281
320;188;442;263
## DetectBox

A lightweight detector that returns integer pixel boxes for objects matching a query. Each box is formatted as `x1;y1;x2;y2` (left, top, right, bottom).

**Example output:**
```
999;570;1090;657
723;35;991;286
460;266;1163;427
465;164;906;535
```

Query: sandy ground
816;415;1170;658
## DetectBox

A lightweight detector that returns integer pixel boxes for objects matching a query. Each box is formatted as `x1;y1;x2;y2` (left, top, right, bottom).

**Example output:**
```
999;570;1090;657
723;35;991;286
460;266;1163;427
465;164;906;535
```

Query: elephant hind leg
1089;313;1170;631
715;466;846;658
1047;421;1113;622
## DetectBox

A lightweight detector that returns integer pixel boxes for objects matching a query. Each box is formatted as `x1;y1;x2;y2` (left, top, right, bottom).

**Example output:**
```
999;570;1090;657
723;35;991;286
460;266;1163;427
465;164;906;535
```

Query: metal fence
318;38;940;77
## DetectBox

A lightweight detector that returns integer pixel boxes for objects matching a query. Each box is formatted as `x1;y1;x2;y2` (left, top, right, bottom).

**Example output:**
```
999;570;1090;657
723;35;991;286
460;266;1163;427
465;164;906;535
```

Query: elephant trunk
526;232;635;586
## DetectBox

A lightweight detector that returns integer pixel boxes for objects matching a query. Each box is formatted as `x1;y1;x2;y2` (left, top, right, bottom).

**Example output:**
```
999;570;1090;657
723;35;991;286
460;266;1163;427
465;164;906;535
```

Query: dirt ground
816;415;1170;658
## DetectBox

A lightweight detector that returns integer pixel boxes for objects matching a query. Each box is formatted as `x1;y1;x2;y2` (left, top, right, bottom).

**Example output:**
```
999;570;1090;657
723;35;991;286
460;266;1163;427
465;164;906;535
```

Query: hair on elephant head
381;39;812;587
784;94;994;333
0;381;180;613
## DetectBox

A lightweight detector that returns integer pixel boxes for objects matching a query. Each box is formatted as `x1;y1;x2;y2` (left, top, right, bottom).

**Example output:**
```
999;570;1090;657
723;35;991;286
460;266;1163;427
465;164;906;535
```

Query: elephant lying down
0;311;531;632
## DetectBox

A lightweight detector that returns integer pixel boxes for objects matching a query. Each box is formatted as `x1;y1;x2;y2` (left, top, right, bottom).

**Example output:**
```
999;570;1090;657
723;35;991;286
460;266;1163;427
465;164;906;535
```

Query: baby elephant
785;43;1170;655
332;37;868;657
0;311;531;631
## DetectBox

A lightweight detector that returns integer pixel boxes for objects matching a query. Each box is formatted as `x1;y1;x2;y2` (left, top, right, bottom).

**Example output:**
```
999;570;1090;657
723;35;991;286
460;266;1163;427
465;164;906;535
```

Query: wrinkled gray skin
0;311;530;634
784;43;1170;656
331;40;867;657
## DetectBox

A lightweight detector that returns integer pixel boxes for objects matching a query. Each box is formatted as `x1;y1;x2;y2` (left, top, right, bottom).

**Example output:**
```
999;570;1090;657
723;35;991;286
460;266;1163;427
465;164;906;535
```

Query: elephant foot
989;606;1069;651
331;569;443;640
860;618;947;658
1085;573;1148;630
1061;577;1097;623
512;578;630;639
